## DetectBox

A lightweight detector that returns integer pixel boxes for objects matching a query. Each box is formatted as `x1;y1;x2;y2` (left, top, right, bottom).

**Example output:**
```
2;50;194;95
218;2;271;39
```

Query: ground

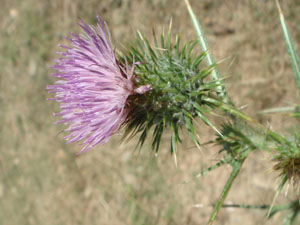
1;0;300;224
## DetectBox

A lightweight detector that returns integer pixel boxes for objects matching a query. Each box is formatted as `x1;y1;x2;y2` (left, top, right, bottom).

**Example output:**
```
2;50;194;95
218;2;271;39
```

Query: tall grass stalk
275;0;300;95
184;0;230;104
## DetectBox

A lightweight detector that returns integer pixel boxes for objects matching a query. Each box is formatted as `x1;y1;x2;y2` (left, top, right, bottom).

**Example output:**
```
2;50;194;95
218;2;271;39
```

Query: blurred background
1;0;300;224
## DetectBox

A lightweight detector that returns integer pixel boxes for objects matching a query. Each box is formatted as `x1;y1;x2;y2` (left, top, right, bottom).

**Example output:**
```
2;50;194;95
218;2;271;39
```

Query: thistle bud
273;134;300;189
122;27;226;153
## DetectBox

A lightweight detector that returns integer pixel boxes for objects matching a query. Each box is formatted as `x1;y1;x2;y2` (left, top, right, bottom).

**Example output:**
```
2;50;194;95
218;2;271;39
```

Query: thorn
174;149;178;168
168;17;173;34
137;30;144;40
275;0;283;16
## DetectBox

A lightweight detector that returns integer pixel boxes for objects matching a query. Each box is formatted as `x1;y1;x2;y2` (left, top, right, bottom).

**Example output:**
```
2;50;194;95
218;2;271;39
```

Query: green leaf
276;0;300;95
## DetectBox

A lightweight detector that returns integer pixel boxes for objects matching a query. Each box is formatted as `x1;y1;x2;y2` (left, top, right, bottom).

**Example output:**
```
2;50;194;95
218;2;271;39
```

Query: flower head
273;134;300;189
47;17;143;152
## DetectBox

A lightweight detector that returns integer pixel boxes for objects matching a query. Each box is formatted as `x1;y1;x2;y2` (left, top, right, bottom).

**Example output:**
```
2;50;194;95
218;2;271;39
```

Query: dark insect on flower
47;17;150;153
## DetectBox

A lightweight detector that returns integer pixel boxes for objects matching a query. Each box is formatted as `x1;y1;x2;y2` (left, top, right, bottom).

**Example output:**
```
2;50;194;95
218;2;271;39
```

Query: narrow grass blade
171;124;178;167
184;0;229;103
276;0;300;95
259;106;296;114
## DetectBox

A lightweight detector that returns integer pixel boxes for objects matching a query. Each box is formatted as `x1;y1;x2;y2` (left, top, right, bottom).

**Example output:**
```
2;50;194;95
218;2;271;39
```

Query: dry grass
1;0;300;224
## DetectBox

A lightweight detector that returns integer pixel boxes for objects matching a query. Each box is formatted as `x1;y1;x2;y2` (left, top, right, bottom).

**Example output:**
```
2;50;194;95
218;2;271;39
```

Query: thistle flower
47;17;150;152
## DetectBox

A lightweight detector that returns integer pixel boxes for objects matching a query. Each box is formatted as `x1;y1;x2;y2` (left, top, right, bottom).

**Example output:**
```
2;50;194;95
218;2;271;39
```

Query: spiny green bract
122;27;228;154
215;121;267;165
273;134;300;187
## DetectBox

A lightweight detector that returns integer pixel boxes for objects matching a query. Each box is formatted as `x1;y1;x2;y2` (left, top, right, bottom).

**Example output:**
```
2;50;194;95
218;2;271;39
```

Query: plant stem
208;157;246;225
196;157;233;178
221;203;290;210
283;206;300;225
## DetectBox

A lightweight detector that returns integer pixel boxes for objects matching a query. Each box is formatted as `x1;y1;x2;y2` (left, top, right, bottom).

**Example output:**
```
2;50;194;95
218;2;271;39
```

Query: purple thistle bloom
47;17;149;153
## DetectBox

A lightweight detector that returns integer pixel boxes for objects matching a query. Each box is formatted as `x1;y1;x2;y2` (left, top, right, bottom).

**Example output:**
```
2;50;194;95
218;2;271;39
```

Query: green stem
283;207;300;225
221;203;290;211
196;157;233;178
208;157;246;225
